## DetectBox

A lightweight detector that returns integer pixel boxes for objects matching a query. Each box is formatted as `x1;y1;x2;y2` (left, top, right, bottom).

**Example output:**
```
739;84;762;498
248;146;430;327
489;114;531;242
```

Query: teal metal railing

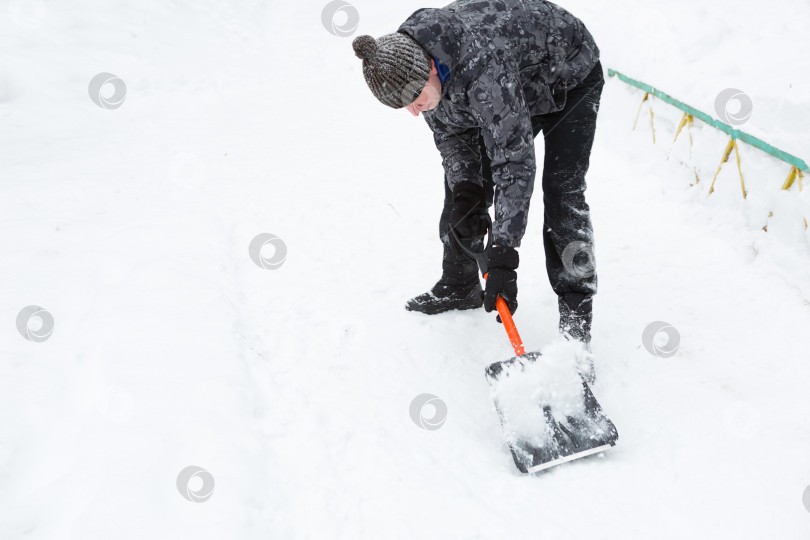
607;69;808;173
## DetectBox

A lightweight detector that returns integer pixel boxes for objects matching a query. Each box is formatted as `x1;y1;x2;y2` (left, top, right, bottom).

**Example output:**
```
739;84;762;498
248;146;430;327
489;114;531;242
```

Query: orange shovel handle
483;272;526;357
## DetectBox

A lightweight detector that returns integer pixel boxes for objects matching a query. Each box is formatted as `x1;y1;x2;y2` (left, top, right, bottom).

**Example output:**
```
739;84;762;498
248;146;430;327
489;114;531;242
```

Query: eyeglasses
388;82;424;108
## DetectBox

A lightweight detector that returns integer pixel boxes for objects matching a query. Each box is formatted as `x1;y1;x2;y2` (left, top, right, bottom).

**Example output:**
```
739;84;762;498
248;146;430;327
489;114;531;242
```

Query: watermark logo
641;321;679;357
8;0;48;29
176;466;215;503
249;233;287;270
409;393;447;431
321;0;359;37
88;72;127;110
714;88;753;126
16;305;54;342
561;241;595;278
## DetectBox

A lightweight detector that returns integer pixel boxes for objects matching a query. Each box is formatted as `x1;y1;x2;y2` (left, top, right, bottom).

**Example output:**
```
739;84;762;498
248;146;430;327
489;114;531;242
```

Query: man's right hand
483;245;519;322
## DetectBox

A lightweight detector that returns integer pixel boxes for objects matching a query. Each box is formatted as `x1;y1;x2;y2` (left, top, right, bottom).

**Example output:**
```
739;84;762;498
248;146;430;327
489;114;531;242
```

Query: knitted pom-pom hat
352;32;431;109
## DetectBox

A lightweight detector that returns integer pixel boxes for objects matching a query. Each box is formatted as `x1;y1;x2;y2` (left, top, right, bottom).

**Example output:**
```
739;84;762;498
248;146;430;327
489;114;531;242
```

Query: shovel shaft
483;272;526;356
496;297;525;356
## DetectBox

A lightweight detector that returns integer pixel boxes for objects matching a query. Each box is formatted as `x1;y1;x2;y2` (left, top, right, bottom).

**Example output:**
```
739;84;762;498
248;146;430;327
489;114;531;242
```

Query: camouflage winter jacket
397;0;599;248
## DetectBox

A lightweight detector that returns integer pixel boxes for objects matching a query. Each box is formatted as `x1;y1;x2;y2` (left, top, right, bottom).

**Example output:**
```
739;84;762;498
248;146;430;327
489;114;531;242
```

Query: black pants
439;60;604;299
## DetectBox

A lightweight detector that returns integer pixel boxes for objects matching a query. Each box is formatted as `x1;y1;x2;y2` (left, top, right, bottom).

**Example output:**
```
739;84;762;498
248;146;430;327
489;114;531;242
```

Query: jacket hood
397;8;463;79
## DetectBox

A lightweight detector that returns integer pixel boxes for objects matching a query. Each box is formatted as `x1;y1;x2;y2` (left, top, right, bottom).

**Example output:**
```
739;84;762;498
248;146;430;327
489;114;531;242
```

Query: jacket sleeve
423;112;485;191
468;61;537;248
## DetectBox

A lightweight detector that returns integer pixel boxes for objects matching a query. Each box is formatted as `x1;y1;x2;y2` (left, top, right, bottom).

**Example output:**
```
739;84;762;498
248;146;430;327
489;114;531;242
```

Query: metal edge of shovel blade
524;443;615;473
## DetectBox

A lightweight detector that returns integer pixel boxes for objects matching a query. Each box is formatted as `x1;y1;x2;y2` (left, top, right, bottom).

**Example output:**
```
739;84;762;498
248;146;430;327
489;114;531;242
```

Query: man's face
405;59;442;116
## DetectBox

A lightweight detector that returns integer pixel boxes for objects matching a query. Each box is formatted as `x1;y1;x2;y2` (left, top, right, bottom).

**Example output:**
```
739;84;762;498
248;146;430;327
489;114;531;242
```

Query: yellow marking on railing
633;93;655;143
782;166;804;192
708;137;747;199
667;112;699;185
633;93;647;130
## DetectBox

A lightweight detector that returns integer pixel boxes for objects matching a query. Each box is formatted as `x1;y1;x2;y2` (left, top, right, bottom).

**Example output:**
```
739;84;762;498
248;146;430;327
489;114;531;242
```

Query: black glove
483;245;519;323
449;181;489;239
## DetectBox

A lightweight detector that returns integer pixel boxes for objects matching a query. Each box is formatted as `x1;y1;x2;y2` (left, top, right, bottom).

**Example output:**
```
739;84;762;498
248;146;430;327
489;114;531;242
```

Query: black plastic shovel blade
485;351;618;474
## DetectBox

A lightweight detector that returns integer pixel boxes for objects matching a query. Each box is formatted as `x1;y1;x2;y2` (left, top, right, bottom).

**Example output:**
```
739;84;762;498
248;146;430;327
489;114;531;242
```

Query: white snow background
2;0;810;538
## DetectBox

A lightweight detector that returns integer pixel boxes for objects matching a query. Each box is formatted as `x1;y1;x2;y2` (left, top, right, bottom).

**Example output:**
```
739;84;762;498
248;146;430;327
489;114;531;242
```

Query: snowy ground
2;0;810;538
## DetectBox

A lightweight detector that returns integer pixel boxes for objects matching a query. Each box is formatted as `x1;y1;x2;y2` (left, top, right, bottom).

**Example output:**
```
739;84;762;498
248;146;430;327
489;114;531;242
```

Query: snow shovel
450;224;619;474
